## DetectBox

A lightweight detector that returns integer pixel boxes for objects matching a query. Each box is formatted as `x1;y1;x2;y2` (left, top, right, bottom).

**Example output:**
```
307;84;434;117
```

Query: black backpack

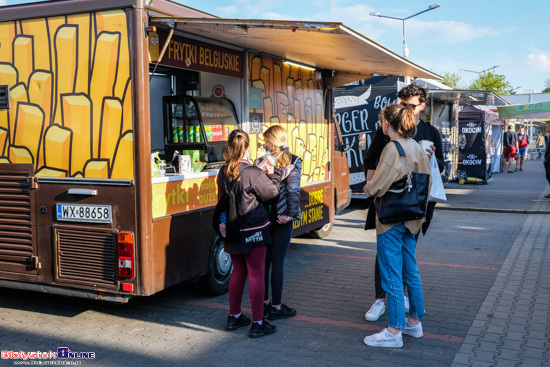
212;166;249;242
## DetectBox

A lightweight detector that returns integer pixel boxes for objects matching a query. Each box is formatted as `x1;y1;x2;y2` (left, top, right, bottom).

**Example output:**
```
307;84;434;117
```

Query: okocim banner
457;106;489;182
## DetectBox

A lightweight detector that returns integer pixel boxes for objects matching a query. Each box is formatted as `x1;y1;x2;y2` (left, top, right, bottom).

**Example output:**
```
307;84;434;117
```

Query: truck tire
310;221;333;239
310;192;336;239
197;237;232;296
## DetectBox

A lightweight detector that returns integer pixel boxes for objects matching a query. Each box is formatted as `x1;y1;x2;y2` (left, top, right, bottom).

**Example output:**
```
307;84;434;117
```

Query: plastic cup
158;160;166;176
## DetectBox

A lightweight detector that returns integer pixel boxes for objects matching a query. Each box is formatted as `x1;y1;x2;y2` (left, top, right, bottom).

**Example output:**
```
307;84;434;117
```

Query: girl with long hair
216;129;281;338
260;125;302;320
363;104;431;348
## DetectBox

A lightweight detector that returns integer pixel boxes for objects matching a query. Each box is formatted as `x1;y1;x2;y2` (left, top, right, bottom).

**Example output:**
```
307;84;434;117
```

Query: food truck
0;0;439;302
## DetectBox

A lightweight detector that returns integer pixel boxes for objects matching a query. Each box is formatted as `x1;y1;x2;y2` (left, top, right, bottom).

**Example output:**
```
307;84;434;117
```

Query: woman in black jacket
217;129;281;338
261;125;302;320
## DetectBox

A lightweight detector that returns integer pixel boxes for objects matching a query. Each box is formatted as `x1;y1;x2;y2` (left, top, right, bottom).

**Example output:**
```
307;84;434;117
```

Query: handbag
375;141;430;224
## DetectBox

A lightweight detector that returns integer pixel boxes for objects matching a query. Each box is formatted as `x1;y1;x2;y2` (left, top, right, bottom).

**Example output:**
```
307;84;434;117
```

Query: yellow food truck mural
0;10;133;179
248;54;329;185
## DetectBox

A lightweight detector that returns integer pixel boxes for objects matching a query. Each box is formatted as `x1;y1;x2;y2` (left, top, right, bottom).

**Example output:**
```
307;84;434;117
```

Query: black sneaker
268;304;297;320
226;314;251;331
249;320;276;338
545;194;550;199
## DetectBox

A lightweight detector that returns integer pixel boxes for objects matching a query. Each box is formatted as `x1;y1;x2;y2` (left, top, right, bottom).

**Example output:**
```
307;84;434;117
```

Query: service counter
151;170;218;184
151;170;219;219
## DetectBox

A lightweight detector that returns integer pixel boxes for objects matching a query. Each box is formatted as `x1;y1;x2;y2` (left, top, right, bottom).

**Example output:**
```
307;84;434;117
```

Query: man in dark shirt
503;125;518;173
362;83;444;322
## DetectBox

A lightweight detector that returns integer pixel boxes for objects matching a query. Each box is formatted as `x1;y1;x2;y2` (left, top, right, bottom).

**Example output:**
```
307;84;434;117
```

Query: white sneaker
402;320;423;338
404;296;410;313
365;299;385;321
363;328;403;348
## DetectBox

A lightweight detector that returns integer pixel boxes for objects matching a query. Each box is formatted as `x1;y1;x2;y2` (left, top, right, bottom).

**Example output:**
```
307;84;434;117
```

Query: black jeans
545;160;550;186
264;221;293;305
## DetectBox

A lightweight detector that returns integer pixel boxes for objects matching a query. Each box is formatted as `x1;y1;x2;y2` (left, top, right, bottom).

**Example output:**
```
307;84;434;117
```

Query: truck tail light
117;232;134;279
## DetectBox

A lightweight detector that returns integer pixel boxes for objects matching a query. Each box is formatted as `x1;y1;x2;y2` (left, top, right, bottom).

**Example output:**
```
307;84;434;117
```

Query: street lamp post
369;4;440;58
460;65;499;90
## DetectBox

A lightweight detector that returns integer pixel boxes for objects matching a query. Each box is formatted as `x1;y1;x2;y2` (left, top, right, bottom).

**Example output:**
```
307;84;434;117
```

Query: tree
543;78;550;93
466;72;512;94
440;72;461;89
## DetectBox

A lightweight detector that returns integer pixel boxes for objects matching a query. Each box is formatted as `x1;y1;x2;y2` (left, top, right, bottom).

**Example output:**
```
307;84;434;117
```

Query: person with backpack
515;126;530;171
362;83;443;323
216;129;281;338
260;125;302;321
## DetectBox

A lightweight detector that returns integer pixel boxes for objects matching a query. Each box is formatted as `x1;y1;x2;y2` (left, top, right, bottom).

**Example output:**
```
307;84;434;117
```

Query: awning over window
497;101;550;120
429;90;508;106
149;17;441;88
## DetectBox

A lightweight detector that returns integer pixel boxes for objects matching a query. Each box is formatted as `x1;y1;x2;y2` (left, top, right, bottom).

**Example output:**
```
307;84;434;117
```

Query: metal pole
402;19;406;57
369;4;440;59
479;73;481;91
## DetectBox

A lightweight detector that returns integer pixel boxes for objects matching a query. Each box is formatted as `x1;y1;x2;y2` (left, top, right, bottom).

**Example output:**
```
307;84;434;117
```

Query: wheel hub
215;246;231;276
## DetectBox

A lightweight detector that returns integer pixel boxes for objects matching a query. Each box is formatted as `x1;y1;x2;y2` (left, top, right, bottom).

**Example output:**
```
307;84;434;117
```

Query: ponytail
379;103;417;138
397;105;417;138
224;129;249;180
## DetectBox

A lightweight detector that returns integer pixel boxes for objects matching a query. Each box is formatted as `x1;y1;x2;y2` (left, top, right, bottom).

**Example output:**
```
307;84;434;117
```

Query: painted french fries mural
0;10;134;179
248;55;329;185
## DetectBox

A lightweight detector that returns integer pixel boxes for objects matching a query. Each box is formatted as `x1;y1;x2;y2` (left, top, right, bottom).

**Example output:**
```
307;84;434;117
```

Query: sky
2;0;549;94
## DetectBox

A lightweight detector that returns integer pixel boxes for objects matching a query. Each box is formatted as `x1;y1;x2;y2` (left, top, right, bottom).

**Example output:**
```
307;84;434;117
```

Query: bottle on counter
195;123;202;142
172;119;179;143
177;122;184;143
187;121;194;142
205;125;213;141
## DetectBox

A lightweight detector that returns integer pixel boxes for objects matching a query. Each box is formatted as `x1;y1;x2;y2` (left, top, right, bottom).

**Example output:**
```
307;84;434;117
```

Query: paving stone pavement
0;159;549;367
450;166;550;367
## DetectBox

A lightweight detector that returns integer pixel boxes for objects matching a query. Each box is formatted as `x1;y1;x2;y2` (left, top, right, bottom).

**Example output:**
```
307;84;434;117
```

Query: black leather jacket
272;155;302;221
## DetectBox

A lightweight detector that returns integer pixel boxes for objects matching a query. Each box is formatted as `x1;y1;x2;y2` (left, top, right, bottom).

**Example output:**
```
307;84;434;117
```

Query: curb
436;206;550;214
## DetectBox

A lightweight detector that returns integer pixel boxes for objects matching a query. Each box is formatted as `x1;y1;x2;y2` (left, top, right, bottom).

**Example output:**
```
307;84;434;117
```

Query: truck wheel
310;221;333;239
197;237;232;296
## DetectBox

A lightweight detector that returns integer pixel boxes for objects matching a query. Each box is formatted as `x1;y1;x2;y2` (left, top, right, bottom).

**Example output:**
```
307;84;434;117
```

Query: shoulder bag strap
391;140;413;191
226;165;250;194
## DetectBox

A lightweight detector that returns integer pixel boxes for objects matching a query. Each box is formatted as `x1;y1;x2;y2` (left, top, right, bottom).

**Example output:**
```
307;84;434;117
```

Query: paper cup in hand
421;140;433;154
256;154;275;170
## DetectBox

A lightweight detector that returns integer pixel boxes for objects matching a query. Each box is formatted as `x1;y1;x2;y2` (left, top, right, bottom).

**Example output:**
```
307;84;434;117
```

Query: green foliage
440;71;461;89
466;72;512;94
543;78;550;93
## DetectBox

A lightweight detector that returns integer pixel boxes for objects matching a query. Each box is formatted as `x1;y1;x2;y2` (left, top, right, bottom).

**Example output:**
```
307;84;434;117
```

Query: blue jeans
377;223;425;329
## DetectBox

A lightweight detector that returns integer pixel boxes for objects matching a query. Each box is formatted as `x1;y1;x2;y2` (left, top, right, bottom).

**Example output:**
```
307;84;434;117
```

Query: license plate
56;204;112;223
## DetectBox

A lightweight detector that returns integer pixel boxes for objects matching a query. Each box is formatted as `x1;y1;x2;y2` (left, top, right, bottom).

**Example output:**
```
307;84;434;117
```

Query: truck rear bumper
0;279;132;303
